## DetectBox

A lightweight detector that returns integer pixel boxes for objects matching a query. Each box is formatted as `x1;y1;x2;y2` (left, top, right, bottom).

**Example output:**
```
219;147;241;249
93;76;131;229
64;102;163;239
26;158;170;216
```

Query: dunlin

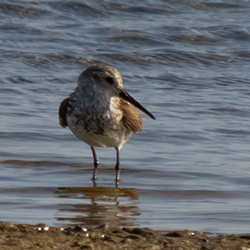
59;65;155;183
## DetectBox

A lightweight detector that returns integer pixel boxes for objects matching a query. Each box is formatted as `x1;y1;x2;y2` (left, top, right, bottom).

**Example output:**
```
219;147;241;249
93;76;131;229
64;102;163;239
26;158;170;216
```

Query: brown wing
59;97;70;128
120;99;142;133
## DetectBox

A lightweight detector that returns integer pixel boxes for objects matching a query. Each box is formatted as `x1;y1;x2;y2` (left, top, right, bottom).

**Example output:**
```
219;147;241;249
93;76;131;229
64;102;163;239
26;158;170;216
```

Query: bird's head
78;65;123;97
78;65;155;120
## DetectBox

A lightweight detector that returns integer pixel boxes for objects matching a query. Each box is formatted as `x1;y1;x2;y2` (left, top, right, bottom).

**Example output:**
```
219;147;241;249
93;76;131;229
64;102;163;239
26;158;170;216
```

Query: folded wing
120;99;142;133
59;97;70;128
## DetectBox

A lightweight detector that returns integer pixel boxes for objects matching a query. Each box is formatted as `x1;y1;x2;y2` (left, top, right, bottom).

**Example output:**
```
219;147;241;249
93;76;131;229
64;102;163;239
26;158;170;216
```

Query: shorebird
59;65;155;183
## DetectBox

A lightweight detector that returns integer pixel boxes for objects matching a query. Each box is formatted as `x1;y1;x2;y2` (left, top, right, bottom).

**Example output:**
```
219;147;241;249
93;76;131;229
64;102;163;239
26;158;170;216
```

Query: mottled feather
59;97;70;128
120;98;142;133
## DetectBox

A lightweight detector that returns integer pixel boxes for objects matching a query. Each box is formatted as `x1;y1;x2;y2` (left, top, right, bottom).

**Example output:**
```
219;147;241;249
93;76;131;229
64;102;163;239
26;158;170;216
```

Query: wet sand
0;222;250;250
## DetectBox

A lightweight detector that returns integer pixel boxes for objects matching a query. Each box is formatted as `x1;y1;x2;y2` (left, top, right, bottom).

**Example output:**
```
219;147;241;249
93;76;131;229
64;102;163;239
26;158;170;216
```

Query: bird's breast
67;96;131;148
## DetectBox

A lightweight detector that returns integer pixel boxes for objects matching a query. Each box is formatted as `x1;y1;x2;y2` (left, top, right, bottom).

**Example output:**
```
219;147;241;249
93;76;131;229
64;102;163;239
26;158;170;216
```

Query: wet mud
0;222;250;250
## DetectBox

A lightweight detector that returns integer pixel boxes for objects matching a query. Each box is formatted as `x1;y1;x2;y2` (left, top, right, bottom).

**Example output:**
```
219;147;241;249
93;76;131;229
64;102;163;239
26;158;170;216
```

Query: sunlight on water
1;0;250;233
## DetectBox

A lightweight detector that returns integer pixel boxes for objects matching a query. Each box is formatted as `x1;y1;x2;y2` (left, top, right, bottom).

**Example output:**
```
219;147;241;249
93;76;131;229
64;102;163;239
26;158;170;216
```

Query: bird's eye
106;77;114;84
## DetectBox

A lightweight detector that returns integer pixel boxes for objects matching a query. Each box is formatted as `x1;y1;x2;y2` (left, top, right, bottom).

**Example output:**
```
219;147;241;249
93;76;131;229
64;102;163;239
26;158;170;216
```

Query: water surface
1;0;250;234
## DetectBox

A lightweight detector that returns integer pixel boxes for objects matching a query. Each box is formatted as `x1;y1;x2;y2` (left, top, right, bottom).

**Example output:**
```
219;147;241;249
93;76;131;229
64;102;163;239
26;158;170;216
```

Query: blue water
1;0;250;233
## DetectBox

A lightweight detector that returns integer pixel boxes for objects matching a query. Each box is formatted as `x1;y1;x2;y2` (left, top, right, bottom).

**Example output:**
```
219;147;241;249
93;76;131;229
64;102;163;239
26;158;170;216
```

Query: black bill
119;90;155;120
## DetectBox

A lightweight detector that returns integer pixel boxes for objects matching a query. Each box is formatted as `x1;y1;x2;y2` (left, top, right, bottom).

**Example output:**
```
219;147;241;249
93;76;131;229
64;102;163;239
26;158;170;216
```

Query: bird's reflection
54;183;140;228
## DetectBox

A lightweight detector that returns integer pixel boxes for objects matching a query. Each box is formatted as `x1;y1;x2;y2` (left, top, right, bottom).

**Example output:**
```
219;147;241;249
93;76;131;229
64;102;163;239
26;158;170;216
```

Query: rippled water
1;0;250;234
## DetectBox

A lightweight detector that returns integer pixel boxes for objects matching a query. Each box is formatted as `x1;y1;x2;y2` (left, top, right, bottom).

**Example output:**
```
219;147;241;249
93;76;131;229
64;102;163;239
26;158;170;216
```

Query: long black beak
119;90;155;120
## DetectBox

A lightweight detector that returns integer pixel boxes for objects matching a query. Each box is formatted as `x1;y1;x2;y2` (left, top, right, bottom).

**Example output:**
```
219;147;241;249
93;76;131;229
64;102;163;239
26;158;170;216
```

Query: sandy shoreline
0;222;249;250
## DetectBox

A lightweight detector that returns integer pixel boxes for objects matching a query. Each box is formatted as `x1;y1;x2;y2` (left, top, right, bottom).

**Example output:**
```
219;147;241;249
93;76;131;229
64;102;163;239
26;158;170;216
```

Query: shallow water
1;0;250;234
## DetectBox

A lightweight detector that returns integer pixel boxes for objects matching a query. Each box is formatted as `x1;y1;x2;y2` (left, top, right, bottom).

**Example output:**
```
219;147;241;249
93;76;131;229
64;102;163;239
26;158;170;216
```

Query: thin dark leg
115;147;120;185
90;146;99;180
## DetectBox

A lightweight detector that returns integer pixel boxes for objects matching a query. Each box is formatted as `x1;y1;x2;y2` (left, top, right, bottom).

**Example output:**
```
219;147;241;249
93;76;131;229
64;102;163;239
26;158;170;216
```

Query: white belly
69;123;131;149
